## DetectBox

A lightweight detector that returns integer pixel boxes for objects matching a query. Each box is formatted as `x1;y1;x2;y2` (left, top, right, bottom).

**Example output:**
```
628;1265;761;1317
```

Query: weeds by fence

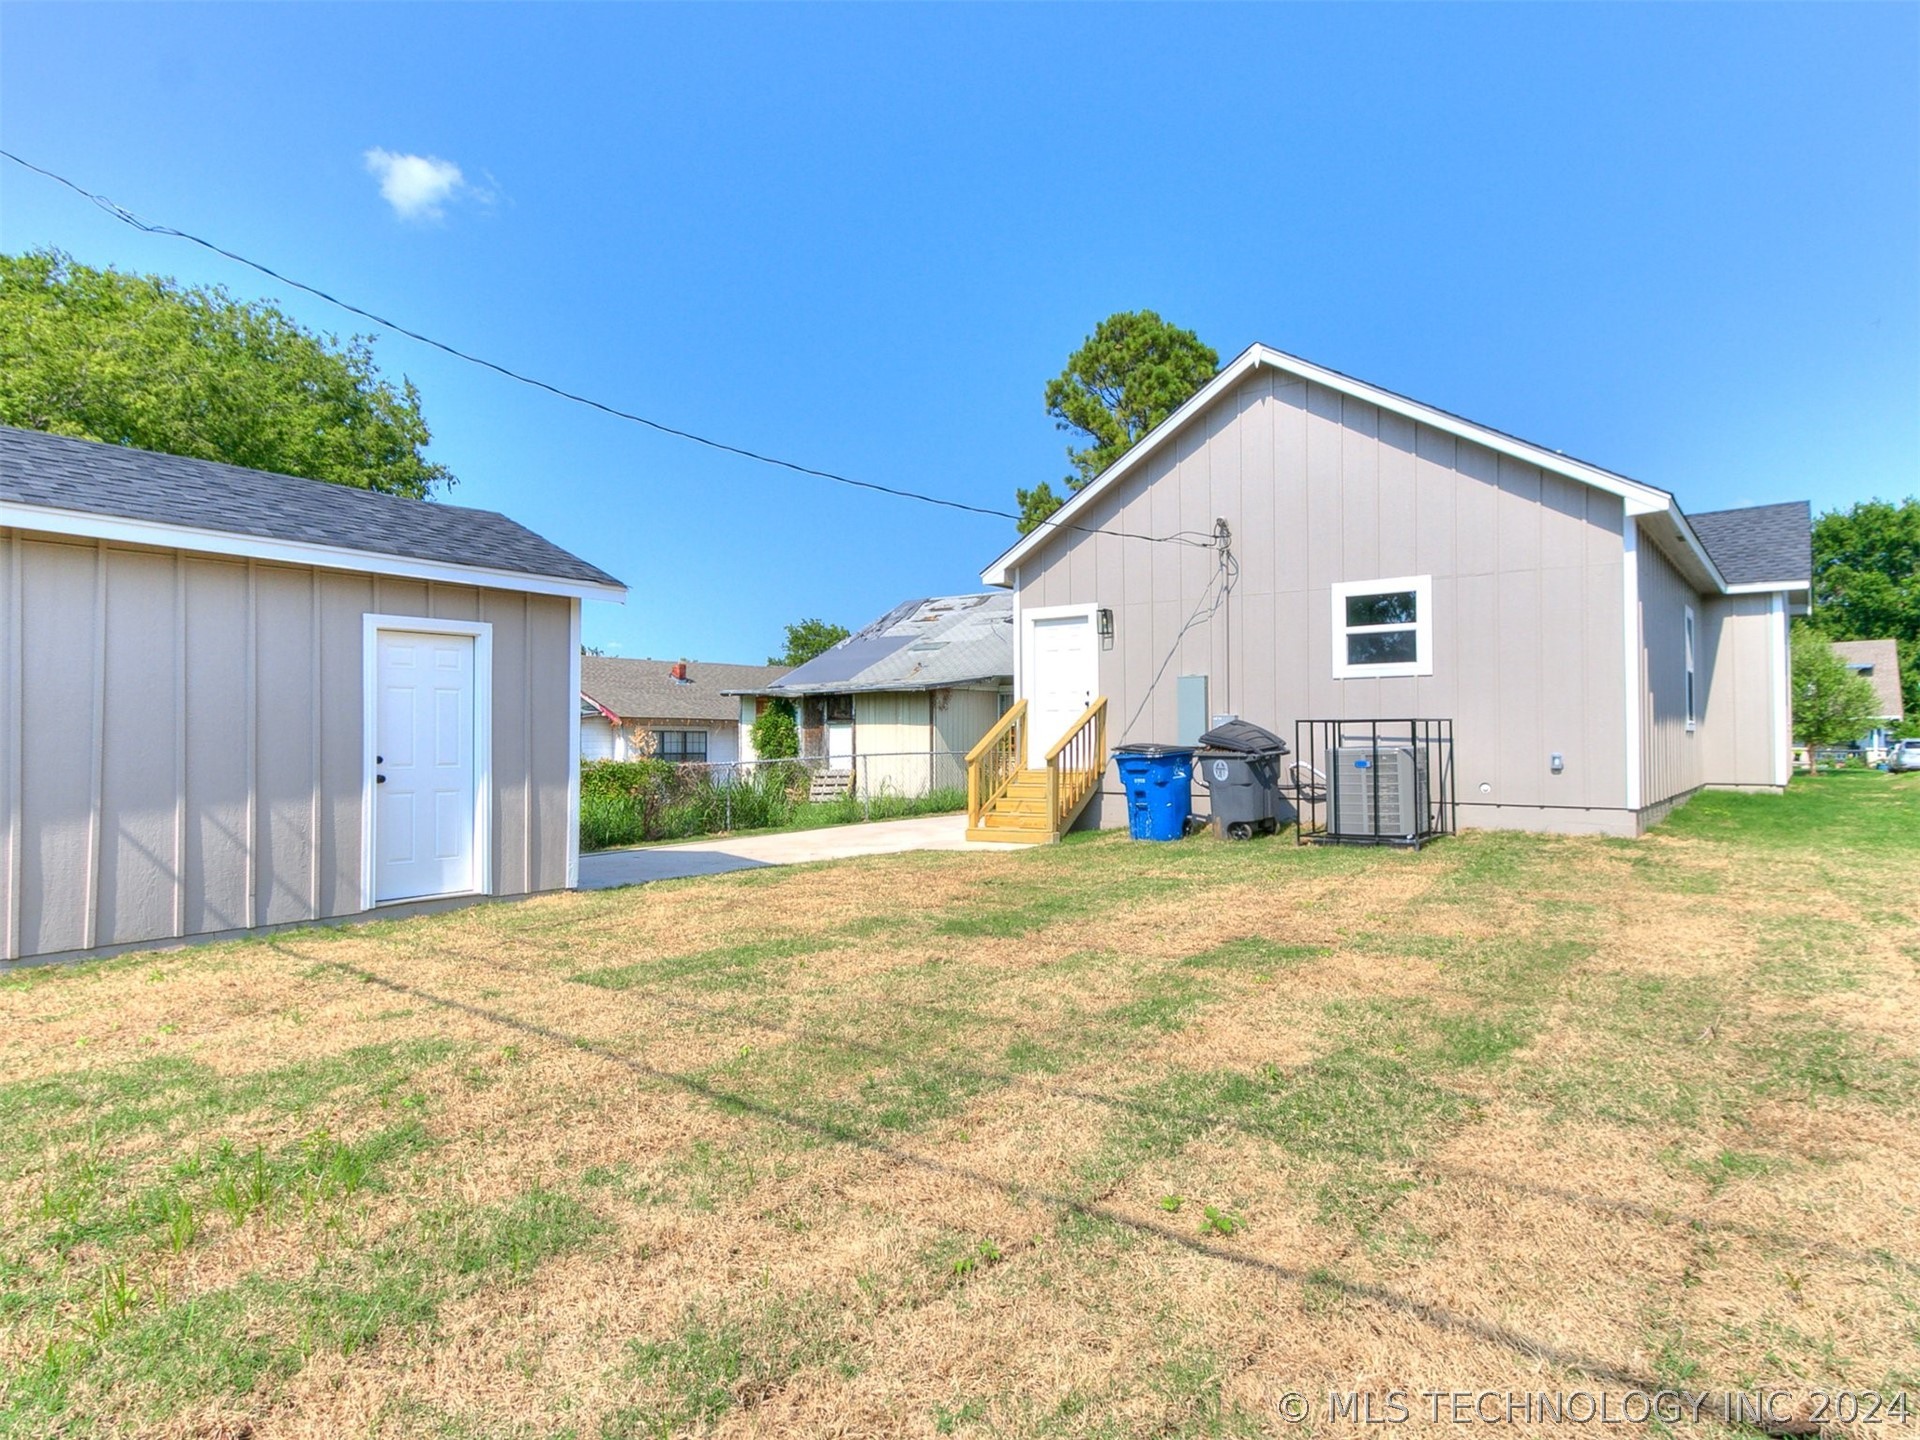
580;753;969;850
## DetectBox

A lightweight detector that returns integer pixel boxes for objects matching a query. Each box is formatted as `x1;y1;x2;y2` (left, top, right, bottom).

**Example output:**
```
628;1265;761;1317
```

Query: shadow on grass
297;946;1861;1409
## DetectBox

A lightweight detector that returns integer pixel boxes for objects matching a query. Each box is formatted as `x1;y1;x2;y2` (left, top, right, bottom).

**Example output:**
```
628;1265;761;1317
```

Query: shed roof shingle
0;426;623;591
581;657;790;724
1688;501;1812;586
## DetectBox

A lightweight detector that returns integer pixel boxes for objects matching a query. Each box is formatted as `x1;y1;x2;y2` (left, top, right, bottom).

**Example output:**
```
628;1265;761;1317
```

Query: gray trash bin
1195;720;1291;840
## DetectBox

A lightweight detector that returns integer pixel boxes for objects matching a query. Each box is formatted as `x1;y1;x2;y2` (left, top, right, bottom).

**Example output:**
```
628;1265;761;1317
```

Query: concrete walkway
577;813;1027;890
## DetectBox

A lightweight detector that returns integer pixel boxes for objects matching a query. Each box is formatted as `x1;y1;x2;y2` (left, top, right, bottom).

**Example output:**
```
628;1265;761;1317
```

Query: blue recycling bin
1111;744;1196;841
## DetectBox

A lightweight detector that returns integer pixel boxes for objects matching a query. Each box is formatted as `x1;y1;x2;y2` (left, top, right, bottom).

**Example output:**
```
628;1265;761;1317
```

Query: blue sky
4;3;1915;660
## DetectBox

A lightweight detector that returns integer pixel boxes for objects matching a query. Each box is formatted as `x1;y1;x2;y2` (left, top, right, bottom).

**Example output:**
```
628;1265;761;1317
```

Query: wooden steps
966;770;1056;843
964;698;1107;846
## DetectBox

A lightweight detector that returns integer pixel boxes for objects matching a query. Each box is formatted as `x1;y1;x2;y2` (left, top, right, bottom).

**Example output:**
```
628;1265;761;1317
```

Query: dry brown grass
3;773;1917;1438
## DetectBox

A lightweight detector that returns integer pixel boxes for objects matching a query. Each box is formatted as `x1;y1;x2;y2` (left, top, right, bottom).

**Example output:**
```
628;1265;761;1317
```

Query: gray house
0;427;625;965
977;346;1810;838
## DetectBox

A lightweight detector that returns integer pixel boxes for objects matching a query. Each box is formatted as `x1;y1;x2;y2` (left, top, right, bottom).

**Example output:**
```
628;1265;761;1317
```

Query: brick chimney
671;660;688;682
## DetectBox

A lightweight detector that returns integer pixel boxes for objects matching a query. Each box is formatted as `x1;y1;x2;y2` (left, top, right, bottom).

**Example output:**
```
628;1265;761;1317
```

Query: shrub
750;703;799;759
577;763;966;851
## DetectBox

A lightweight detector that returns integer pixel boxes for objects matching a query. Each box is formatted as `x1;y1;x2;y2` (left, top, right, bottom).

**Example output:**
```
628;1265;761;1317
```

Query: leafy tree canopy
1017;310;1219;534
0;249;450;498
1790;621;1884;765
770;618;849;667
1807;497;1920;719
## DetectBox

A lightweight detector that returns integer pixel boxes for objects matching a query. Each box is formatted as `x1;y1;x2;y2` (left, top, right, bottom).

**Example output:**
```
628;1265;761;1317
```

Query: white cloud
363;147;469;221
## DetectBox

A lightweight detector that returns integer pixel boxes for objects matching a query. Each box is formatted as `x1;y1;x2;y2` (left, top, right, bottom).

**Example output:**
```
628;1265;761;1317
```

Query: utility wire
2;149;1214;550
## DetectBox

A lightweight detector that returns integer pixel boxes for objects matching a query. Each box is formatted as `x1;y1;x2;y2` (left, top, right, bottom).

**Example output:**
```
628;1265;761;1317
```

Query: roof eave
2;499;628;602
982;343;1680;588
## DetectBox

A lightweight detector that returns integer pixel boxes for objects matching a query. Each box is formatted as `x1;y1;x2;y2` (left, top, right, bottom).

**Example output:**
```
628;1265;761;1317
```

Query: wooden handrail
967;699;1027;828
1043;697;1106;765
967;699;1026;765
1044;696;1108;837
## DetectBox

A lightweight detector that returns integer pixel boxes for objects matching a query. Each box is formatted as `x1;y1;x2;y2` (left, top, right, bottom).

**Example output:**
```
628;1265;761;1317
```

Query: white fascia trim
981;344;1680;587
567;600;583;890
360;615;496;912
1724;580;1810;596
2;500;628;603
1622;523;1643;812
1770;594;1791;787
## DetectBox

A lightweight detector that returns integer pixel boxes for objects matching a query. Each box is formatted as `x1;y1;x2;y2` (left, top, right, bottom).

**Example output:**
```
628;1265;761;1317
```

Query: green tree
1790;622;1883;770
1808;498;1920;720
0;249;450;497
770;618;849;666
1017;310;1219;534
749;701;799;759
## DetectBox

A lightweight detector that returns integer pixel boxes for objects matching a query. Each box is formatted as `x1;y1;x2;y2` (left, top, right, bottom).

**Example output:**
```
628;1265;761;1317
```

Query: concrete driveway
577;813;1026;890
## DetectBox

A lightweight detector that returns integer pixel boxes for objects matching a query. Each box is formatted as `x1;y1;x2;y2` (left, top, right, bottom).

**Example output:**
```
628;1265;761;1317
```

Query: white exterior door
374;630;479;903
827;722;854;769
1023;609;1099;767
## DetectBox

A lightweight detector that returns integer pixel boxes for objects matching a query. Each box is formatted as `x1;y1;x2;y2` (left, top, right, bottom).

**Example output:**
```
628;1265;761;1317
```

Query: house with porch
964;345;1811;843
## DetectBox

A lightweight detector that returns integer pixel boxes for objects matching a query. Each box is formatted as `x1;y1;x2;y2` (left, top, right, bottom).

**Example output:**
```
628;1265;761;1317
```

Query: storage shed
0;426;626;964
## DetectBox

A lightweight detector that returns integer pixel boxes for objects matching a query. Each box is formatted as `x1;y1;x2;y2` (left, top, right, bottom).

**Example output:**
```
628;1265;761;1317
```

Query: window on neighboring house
1331;576;1433;678
654;729;709;763
1684;606;1697;732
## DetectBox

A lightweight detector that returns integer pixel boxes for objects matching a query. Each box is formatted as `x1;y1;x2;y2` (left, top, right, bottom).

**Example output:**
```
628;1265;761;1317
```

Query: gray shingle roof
582;657;790;723
0;425;623;591
1830;640;1904;721
744;593;1013;696
1688;501;1811;586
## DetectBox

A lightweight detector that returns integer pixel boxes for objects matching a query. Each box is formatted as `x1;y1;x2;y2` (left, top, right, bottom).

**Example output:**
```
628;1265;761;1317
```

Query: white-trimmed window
1331;575;1433;678
1684;605;1697;732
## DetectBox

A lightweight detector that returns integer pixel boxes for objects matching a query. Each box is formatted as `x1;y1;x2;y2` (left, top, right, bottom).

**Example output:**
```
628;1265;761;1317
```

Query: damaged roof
737;593;1013;696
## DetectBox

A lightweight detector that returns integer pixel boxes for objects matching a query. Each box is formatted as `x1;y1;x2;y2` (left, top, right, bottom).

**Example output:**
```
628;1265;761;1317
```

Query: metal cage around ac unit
1292;719;1455;849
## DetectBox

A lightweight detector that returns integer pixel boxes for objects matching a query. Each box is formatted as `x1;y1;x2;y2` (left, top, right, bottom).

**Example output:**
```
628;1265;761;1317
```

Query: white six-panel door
374;629;480;903
1022;608;1098;767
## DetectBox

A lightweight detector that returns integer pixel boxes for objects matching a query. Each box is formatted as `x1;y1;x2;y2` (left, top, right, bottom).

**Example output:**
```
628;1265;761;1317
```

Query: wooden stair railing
967;697;1108;843
1042;696;1108;839
966;700;1026;831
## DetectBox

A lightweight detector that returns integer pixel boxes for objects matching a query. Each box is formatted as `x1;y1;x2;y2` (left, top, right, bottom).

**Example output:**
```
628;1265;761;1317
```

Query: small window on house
1684;606;1697;733
654;730;709;763
1331;576;1433;678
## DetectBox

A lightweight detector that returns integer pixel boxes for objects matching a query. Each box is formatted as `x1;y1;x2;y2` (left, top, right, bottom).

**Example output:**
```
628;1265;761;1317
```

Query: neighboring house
1828;639;1905;756
0;425;625;965
579;657;788;766
977;345;1811;838
731;594;1014;796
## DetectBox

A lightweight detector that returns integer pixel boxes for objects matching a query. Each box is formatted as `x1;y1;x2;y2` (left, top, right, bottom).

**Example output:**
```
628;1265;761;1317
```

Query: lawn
2;773;1916;1438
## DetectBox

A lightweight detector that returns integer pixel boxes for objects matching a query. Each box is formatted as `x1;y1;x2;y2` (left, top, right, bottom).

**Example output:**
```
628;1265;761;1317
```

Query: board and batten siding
1018;370;1633;834
1632;525;1707;812
1;530;575;963
1698;596;1783;789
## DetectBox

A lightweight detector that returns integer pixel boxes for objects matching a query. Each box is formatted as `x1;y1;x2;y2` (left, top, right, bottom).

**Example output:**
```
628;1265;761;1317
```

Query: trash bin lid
1195;720;1289;755
1112;743;1195;757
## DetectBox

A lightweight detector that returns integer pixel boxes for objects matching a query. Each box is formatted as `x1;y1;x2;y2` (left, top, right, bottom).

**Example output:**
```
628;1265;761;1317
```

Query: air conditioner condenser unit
1328;743;1431;841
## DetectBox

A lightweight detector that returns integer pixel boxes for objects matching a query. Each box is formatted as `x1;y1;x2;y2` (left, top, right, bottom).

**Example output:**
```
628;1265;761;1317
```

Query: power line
2;148;1213;551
